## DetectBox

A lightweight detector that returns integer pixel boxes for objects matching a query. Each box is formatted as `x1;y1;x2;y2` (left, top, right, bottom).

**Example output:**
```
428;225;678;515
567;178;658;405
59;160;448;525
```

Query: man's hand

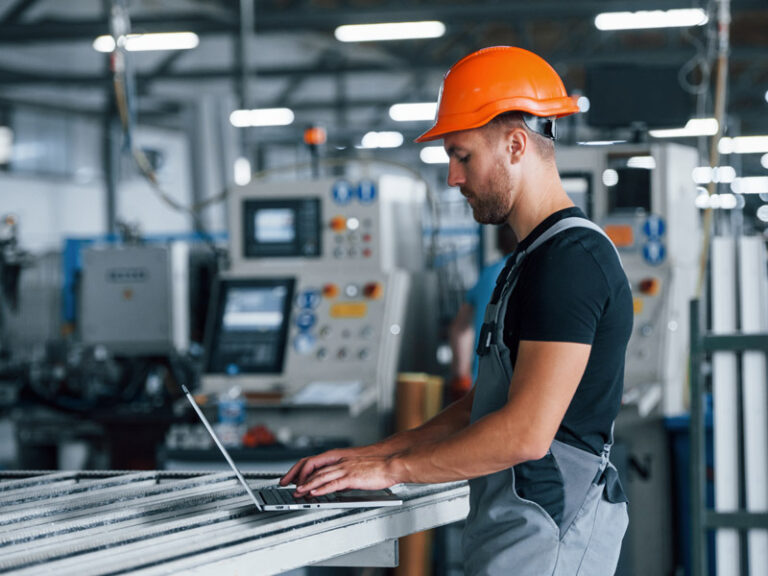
292;453;402;497
279;445;387;488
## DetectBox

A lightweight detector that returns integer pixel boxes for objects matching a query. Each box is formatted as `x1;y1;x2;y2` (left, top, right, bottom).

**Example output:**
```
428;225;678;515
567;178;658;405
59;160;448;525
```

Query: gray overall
462;217;629;576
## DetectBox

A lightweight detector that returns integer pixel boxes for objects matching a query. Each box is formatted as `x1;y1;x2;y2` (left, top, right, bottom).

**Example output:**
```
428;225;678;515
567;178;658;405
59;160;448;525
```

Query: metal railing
689;299;768;576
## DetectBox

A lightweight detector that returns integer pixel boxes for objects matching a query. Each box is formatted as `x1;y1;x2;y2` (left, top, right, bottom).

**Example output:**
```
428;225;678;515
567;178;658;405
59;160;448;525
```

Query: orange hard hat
415;46;580;143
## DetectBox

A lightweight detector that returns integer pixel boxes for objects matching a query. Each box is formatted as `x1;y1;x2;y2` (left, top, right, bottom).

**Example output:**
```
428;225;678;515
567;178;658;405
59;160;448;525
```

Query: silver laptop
181;384;402;511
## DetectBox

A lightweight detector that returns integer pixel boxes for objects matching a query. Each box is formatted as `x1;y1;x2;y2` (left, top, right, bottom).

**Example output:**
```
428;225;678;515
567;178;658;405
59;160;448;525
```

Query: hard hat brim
414;96;580;143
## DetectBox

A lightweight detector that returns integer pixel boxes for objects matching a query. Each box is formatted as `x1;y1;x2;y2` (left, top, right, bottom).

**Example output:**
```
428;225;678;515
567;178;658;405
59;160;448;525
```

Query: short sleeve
516;240;608;344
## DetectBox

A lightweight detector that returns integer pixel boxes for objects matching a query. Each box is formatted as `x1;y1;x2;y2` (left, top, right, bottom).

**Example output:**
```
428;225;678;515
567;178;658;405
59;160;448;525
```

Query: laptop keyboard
259;488;338;506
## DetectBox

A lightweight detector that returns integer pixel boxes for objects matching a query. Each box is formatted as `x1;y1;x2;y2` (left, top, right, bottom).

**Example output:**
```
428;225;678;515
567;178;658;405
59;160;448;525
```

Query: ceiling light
692;166;736;184
696;191;738;210
719;136;768;155
602;169;619;187
595;9;708;31
731;177;768;194
389;102;437;122
627;156;656;169
577;96;591;113
576;140;627;146
649;118;719;138
757;205;768;223
230;108;295;128
420;147;449;164
93;32;199;53
335;21;445;42
761;154;768;169
359;131;404;149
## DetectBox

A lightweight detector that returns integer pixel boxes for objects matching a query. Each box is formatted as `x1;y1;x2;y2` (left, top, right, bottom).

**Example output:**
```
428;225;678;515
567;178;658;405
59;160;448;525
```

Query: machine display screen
254;209;296;243
608;168;651;213
243;198;321;258
204;278;295;375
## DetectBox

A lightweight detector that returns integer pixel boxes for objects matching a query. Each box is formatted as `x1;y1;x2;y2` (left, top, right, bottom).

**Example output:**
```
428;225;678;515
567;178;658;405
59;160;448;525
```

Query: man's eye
458;155;470;164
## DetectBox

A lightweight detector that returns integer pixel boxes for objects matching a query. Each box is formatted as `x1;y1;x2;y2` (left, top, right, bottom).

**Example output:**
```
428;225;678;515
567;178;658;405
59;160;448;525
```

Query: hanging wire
107;2;440;268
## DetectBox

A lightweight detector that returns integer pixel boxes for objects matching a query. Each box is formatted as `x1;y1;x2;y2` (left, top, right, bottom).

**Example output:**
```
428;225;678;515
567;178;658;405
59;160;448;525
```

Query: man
281;46;632;576
449;224;517;399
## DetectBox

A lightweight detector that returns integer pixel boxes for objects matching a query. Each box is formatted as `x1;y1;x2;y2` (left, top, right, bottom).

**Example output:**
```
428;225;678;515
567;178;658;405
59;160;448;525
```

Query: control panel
203;269;410;412
228;175;425;274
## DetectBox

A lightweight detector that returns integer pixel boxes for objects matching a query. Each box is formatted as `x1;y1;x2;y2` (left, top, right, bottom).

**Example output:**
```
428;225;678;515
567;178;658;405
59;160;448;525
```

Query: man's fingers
279;458;308;486
308;478;345;497
295;467;345;495
296;453;344;484
281;451;344;486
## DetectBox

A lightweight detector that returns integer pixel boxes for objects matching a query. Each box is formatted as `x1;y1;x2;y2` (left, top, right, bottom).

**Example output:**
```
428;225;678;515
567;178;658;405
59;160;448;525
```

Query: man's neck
507;163;573;243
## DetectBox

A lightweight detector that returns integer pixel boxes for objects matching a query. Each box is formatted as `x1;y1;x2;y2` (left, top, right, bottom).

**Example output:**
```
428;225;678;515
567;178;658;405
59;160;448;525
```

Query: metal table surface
0;470;469;575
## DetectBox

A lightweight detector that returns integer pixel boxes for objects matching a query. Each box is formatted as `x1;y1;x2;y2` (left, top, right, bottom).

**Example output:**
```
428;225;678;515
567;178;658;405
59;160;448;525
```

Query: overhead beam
0;1;766;43
0;0;41;25
1;46;767;87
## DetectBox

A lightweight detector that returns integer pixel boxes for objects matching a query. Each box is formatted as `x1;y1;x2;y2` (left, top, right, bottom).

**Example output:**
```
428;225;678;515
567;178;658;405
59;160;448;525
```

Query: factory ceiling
0;0;766;174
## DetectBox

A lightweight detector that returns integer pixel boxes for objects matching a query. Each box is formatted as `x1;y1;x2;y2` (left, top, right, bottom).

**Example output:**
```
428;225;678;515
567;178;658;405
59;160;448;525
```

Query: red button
363;282;383;299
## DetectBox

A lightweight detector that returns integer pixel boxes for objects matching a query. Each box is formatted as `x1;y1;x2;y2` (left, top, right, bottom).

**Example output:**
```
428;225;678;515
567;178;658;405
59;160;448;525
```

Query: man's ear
506;127;527;164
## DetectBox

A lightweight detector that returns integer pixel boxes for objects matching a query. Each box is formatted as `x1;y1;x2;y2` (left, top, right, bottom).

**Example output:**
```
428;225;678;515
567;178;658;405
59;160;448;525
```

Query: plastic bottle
216;386;246;448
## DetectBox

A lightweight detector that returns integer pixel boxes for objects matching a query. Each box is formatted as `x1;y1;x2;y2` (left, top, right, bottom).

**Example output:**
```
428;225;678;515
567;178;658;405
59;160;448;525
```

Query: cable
107;9;441;268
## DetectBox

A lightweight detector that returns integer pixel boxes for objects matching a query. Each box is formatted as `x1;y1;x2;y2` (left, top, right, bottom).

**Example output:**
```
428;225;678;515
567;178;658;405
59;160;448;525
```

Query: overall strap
477;217;620;357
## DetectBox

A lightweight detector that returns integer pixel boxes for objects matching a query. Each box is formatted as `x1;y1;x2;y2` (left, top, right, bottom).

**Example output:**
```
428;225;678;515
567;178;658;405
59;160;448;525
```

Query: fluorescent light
761;153;768;169
696;191;739;210
234;157;251;186
230;108;295;128
335;21;445;42
93;32;199;53
692;166;736;184
731;177;768;194
0;126;12;164
420;146;449;164
649;118;719;138
627;156;656;169
359;131;404;149
595;9;708;31
719;136;768;155
389;102;437;122
576;140;627;146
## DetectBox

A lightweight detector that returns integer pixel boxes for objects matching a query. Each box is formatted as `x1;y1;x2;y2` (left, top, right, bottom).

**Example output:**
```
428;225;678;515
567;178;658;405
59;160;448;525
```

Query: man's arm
279;387;475;487
293;339;591;495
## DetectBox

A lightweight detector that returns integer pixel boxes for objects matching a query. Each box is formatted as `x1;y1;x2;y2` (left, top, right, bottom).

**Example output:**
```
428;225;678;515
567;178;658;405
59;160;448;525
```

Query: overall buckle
476;322;496;356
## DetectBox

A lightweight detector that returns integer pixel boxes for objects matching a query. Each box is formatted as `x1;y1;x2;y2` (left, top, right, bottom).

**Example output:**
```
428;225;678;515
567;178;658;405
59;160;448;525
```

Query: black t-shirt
501;207;633;526
503;207;633;455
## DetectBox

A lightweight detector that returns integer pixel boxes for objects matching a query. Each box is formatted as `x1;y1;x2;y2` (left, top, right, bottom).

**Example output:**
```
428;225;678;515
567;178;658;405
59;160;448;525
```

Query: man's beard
464;162;513;225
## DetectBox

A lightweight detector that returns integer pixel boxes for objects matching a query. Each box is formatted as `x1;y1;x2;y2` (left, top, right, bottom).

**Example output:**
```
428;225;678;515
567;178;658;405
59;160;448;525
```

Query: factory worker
282;46;632;576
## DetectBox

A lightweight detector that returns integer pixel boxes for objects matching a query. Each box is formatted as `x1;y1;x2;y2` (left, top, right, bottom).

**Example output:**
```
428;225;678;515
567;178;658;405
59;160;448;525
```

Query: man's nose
447;160;465;188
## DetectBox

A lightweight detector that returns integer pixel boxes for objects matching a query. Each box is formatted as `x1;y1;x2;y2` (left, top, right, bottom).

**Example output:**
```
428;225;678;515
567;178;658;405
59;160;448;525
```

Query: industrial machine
79;243;193;356
556;143;700;417
556;143;701;576
196;174;427;446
